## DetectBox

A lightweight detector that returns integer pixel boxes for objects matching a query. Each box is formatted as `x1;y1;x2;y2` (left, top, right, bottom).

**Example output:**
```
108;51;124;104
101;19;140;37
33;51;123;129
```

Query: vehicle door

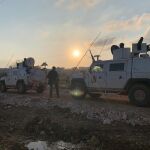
87;62;107;89
107;61;127;89
11;70;19;85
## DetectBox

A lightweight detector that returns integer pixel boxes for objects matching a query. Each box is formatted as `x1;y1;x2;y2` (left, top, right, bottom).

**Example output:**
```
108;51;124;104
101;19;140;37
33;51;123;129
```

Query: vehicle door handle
119;76;122;79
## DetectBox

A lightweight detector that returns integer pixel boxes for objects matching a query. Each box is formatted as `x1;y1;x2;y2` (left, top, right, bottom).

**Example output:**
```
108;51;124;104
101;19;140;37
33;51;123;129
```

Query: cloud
103;13;150;33
55;0;102;10
96;13;150;48
0;0;5;5
95;37;116;47
144;26;150;41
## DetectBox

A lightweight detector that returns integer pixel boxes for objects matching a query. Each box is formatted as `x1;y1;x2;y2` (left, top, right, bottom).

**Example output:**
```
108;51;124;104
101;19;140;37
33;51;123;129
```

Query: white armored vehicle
0;57;46;94
70;41;150;107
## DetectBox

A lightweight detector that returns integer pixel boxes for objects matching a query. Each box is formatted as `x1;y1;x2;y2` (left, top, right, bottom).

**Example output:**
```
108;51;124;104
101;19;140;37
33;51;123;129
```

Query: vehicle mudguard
124;78;150;92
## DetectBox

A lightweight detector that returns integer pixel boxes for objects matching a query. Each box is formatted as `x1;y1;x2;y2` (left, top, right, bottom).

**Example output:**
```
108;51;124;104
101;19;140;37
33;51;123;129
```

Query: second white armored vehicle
0;58;47;94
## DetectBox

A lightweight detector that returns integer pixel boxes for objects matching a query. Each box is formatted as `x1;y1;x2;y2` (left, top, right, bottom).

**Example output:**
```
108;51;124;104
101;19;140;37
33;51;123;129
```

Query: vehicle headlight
70;89;84;97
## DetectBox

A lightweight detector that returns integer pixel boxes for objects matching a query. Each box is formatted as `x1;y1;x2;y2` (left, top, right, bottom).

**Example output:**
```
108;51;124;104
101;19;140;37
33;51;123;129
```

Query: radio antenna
5;53;14;67
75;31;101;68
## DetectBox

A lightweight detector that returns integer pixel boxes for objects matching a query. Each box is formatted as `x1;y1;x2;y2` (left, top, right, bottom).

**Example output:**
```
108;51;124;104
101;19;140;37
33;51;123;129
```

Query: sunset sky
0;0;150;68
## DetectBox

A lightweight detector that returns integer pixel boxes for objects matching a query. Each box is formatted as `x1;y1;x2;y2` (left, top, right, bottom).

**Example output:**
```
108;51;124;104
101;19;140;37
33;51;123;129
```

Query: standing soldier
47;66;59;98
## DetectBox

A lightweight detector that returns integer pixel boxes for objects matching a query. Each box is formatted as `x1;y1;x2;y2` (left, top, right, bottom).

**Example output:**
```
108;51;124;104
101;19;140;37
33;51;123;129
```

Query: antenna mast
75;32;101;68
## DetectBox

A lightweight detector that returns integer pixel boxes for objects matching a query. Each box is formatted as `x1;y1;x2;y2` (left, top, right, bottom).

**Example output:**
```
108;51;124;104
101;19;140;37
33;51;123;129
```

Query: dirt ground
0;89;150;150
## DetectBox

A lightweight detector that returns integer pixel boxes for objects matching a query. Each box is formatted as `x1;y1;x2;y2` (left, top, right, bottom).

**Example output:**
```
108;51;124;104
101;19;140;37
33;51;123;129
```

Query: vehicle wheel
36;84;45;93
128;84;150;107
0;82;7;92
89;93;101;99
17;82;26;94
70;82;86;99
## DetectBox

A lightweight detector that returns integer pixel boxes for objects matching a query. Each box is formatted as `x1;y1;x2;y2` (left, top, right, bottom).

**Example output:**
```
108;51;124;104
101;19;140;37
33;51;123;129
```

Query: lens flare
70;89;84;97
73;50;80;58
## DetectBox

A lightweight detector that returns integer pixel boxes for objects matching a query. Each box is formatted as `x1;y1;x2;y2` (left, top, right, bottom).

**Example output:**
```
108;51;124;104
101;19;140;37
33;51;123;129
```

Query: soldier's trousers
49;83;59;98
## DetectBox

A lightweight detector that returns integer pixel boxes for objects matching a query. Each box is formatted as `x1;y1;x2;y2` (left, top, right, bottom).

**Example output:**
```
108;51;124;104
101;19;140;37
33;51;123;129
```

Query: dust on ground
0;88;150;150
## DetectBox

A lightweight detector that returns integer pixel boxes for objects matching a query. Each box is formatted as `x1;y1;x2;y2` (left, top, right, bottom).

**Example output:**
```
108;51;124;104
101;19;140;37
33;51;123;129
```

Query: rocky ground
0;89;150;150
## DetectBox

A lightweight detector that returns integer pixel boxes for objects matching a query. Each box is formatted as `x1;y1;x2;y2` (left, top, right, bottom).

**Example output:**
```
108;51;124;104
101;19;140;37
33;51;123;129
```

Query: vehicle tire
17;81;26;94
36;84;45;93
70;82;86;99
128;84;150;107
89;93;101;99
0;82;7;92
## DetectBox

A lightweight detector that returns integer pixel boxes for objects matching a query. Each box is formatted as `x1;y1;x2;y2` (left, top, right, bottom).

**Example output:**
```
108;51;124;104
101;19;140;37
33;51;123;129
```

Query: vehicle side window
109;63;124;71
91;64;103;72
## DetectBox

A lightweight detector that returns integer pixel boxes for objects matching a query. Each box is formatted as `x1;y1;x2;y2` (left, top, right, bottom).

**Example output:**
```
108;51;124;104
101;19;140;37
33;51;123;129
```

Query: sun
73;49;81;58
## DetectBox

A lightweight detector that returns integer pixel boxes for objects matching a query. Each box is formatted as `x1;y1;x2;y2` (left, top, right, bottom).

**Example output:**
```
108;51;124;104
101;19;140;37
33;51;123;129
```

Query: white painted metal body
1;68;28;86
72;46;150;93
0;58;46;90
0;68;46;88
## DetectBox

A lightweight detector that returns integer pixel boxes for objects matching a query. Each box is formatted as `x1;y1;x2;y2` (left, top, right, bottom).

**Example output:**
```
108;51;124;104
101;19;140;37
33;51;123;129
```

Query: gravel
0;89;150;126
